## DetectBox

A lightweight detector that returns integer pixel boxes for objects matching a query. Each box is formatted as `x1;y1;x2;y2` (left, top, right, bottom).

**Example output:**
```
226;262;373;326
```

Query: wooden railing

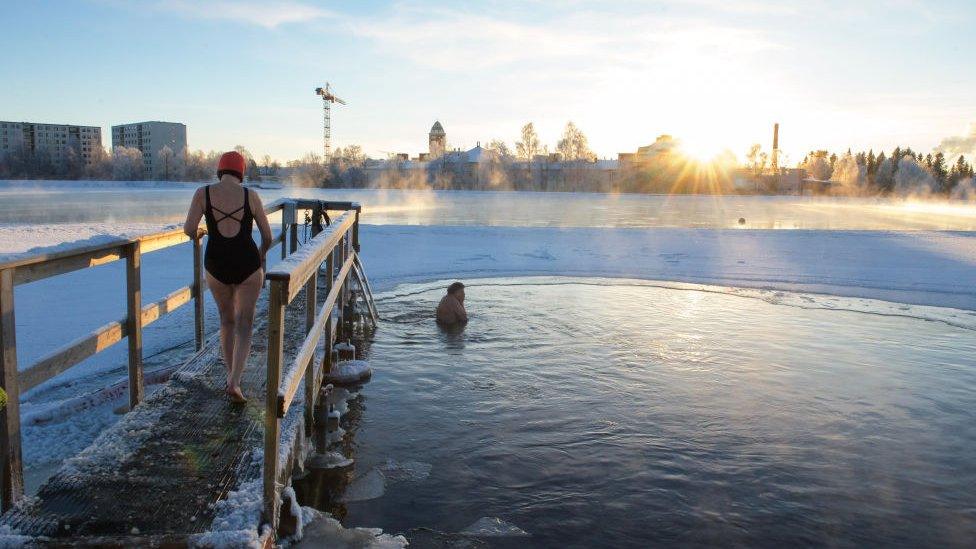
261;200;374;530
0;196;314;511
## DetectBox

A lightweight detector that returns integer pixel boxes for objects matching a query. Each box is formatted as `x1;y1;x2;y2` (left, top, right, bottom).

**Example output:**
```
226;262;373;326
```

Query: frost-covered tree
85;146;113;180
951;177;976;200
157;145;185;181
831;152;866;195
930;151;948;191
874;157;895;192
63;145;85;180
113;146;144;180
515;123;541;161
556;121;595;162
802;154;832;181
894;155;935;196
948;154;974;191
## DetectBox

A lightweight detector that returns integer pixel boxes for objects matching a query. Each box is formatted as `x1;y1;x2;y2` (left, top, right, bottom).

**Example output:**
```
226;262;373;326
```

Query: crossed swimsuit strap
207;186;247;223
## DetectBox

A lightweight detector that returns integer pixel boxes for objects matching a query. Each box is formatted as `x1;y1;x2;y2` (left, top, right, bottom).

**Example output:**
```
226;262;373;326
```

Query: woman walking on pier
184;151;273;402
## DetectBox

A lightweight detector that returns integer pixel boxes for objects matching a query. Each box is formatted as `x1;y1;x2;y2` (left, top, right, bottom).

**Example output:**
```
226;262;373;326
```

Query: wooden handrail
261;200;371;531
277;250;356;417
0;195;291;512
0;198;289;284
266;212;356;299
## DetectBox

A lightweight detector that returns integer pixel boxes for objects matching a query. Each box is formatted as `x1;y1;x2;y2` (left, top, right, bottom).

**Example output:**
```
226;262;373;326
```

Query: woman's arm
183;187;204;239
249;189;274;259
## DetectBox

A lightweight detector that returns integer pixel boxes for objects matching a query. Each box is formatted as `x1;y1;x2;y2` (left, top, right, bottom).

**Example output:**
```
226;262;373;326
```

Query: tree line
0;143;285;182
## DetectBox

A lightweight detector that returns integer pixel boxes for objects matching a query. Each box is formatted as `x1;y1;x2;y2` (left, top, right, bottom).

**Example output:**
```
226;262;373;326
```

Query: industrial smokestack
772;123;780;171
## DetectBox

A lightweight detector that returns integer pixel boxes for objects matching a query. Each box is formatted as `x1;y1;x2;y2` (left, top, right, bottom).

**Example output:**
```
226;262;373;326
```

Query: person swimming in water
183;151;273;403
436;282;468;325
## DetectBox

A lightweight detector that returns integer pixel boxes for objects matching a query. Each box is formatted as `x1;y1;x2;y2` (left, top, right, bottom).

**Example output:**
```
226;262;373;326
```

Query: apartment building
111;121;187;179
0;121;102;165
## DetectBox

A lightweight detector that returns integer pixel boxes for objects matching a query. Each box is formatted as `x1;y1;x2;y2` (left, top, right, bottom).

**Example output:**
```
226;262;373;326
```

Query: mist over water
1;182;975;230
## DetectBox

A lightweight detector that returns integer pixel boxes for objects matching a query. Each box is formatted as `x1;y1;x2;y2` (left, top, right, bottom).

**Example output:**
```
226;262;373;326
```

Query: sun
679;137;727;163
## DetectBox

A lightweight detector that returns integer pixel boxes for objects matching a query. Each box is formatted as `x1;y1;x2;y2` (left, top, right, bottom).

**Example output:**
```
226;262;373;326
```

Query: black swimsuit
203;185;262;285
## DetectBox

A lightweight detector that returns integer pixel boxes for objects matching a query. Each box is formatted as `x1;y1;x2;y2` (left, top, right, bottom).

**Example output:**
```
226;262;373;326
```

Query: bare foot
225;385;247;403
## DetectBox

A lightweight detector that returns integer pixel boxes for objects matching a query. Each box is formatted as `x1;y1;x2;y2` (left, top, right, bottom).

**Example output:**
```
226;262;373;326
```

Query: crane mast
315;83;346;162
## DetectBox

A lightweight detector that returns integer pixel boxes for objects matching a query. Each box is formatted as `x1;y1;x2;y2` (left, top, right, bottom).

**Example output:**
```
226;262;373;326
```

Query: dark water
303;278;976;547
2;183;975;229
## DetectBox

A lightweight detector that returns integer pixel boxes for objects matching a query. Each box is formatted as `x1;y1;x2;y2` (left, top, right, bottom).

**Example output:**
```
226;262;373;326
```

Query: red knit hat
217;151;246;182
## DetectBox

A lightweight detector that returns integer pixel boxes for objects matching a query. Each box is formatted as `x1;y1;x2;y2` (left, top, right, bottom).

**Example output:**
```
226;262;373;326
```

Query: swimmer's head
447;281;465;300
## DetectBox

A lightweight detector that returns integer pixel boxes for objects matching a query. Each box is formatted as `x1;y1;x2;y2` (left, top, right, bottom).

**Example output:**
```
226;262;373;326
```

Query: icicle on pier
0;198;379;546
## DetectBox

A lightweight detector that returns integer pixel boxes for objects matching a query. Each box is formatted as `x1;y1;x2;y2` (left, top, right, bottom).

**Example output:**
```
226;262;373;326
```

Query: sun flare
679;137;728;163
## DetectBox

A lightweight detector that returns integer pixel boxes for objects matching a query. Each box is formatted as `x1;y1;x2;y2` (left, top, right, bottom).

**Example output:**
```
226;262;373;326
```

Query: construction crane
315;83;346;161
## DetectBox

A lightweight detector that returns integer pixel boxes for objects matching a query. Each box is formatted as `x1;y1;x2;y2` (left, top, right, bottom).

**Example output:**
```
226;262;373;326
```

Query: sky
2;0;976;164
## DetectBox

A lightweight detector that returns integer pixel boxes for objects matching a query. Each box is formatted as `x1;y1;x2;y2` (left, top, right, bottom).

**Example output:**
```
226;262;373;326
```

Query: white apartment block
0;121;102;165
112;121;187;179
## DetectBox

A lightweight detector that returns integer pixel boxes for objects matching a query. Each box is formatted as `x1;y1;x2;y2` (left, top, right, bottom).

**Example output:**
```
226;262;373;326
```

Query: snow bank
0;222;180;257
358;225;976;310
190;450;265;549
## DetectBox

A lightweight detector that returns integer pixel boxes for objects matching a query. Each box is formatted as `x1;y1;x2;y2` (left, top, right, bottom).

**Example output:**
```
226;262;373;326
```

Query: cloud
936;124;976;158
346;8;780;72
155;0;333;28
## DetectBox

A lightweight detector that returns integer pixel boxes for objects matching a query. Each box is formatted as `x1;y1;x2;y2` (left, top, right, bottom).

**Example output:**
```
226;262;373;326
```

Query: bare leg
206;272;237;386
228;268;264;398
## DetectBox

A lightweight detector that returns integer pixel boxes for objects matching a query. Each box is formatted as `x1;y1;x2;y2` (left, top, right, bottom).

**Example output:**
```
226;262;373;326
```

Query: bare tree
485;139;513;160
287;152;328;187
556;121;595;162
746;144;766;176
185;149;219;181
516;123;541;160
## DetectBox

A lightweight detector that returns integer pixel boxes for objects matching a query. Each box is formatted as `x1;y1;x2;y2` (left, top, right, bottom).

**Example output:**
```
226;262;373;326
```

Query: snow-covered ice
359;225;976;310
292;507;407;548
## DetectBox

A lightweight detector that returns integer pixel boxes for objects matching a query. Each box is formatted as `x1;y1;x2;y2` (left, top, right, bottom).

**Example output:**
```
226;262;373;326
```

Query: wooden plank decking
0;288;317;547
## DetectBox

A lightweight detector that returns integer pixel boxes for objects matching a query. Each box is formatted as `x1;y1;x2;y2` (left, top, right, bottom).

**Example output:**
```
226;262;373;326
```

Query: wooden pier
0;198;377;546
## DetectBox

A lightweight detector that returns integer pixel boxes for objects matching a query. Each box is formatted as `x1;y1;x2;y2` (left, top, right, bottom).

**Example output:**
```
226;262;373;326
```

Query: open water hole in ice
303;277;976;547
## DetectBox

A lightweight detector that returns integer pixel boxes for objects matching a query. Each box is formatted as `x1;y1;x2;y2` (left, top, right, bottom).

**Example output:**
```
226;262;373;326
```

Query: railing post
281;201;296;260
343;234;353;334
311;203;324;238
335;237;346;342
263;279;286;530
352;205;361;252
125;242;144;409
192;234;205;350
303;268;318;435
322;252;335;376
0;268;23;511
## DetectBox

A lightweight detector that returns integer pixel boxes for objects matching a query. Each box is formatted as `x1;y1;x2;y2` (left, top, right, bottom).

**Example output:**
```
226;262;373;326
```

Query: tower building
429;121;446;158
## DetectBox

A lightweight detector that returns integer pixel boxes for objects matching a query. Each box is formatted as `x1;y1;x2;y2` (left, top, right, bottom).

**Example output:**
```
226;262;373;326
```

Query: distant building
428;121;446;158
0;121;102;165
618;135;678;166
365;121;619;191
111;121;187;179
